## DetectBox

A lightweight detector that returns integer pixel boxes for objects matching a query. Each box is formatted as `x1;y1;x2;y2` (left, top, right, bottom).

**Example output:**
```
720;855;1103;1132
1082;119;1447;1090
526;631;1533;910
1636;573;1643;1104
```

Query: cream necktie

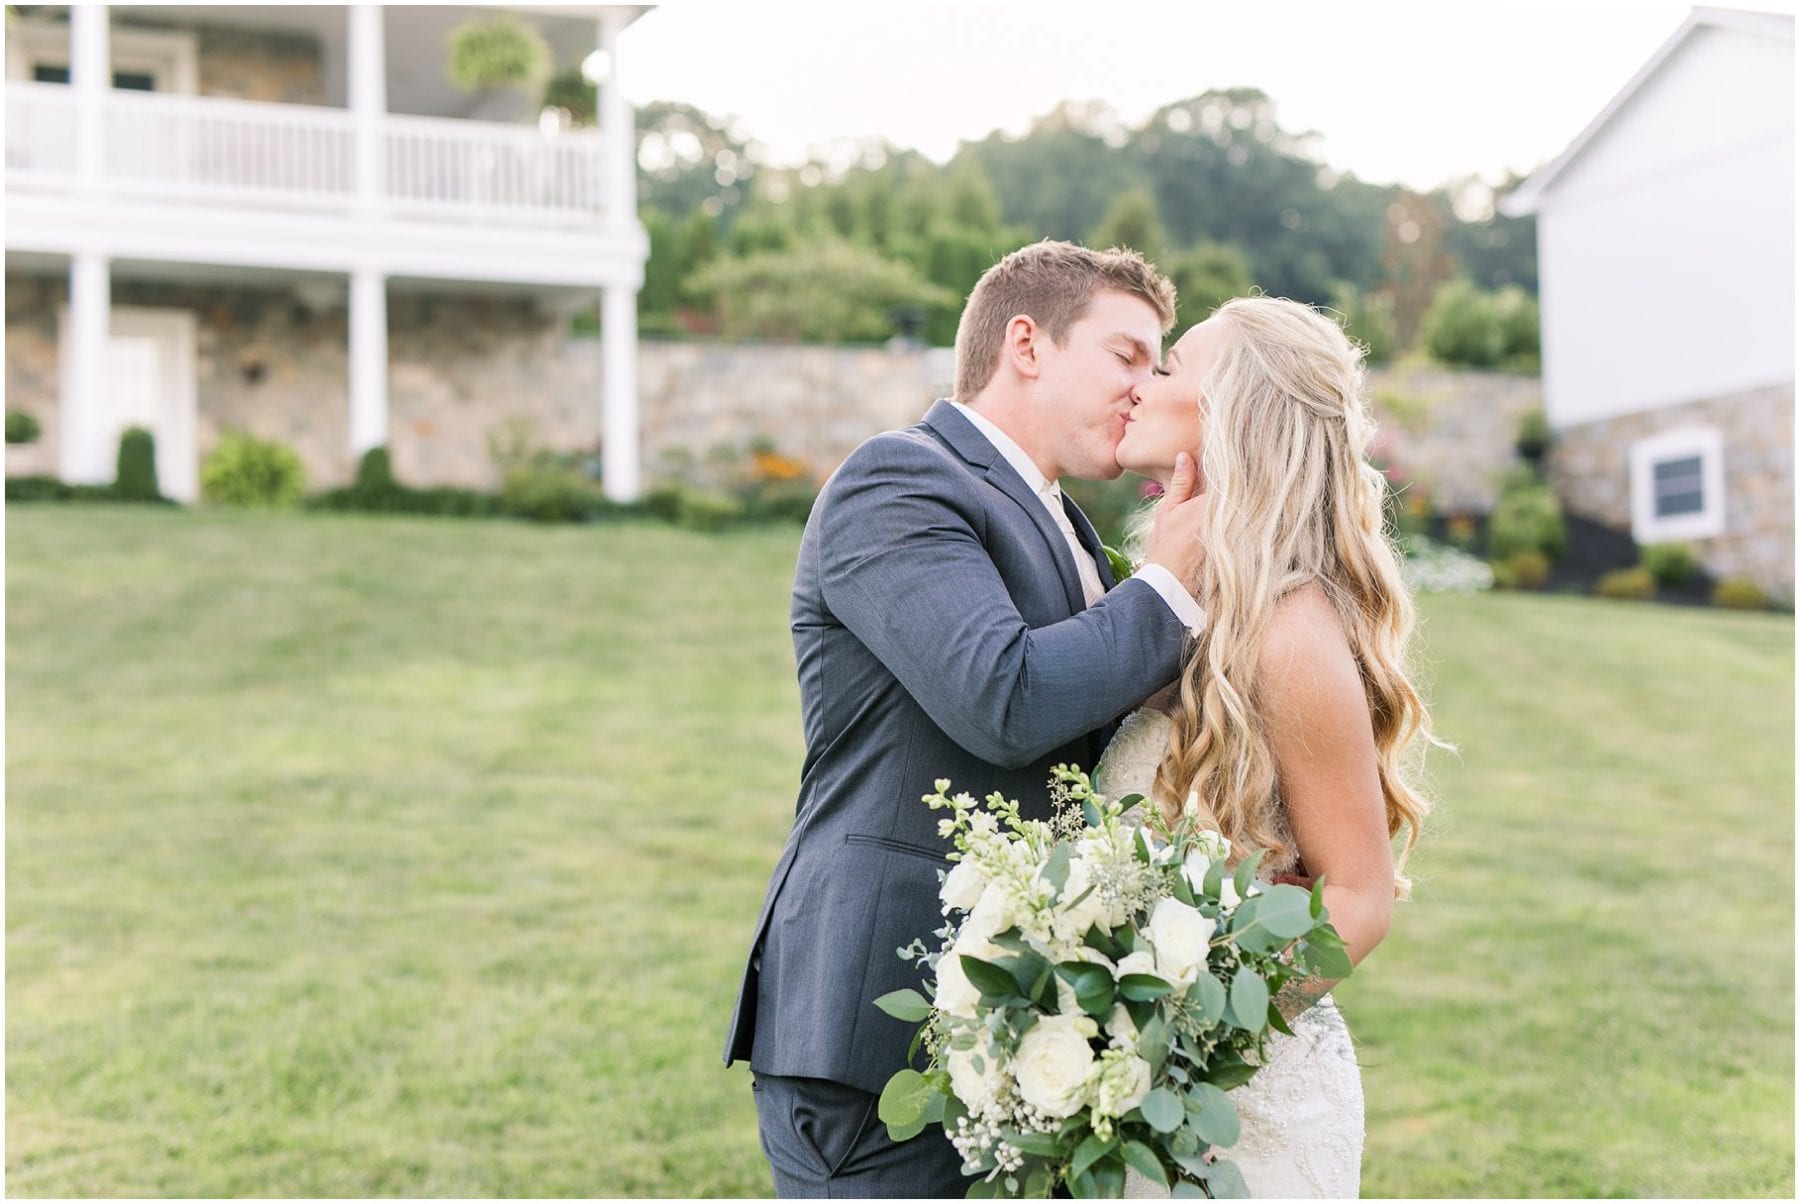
1041;481;1107;608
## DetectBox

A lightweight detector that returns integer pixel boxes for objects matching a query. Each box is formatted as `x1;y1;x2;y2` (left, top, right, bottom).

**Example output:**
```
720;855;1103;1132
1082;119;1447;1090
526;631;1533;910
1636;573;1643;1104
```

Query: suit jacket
722;399;1188;1095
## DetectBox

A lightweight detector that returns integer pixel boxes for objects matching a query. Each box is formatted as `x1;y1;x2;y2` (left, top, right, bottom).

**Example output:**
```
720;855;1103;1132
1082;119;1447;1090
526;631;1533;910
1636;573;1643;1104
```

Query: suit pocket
843;833;951;864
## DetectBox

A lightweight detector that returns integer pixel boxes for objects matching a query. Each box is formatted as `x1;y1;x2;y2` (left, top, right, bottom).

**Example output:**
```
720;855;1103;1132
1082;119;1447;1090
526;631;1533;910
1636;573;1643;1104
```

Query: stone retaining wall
9;274;1787;592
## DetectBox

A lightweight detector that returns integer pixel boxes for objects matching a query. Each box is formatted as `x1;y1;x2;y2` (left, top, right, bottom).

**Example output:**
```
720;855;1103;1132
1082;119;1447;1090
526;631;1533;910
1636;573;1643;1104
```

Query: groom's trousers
752;1072;969;1198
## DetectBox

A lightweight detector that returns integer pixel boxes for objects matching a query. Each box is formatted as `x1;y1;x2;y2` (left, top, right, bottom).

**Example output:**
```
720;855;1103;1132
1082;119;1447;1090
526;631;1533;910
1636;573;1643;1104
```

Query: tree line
624;88;1539;367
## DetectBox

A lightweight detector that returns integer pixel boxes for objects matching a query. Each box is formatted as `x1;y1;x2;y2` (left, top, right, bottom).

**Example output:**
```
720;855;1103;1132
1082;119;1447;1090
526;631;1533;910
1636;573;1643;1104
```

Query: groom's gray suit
724;399;1188;1196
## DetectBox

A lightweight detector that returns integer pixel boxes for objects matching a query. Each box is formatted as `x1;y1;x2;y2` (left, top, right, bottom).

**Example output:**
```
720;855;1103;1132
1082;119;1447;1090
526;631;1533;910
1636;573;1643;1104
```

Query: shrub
1596;567;1657;601
445;16;550;94
1491;548;1550;590
498;463;607;523
1641;542;1702;588
5;476;120;503
1420;277;1505;368
1488;470;1566;561
355;445;396;492
1713;577;1770;610
1497;287;1541;373
1401;535;1495;594
642;483;686;523
201;433;306;509
674;489;745;532
1328;283;1397;365
114;426;161;502
688;239;957;343
6;410;42;444
1515;406;1551;462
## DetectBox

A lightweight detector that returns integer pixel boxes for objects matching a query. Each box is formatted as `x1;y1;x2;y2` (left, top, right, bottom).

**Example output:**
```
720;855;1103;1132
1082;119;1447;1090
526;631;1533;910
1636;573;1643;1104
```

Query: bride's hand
1142;451;1208;584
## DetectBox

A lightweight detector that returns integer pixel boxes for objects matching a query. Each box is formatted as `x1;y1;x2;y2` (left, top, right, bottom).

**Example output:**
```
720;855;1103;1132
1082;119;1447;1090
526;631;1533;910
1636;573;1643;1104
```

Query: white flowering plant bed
875;767;1351;1198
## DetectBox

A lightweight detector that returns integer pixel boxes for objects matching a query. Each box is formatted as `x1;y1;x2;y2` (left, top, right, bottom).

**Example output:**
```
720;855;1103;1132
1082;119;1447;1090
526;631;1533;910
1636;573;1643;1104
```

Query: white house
5;3;651;502
1502;6;1794;593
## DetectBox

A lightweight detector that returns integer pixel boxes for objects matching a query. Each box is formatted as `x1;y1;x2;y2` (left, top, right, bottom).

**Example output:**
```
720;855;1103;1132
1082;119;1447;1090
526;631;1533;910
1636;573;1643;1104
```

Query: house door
59;307;199;502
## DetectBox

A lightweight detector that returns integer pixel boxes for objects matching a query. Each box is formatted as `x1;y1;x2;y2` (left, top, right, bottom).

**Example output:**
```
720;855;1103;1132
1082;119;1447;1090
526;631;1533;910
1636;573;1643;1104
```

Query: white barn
1502;6;1794;593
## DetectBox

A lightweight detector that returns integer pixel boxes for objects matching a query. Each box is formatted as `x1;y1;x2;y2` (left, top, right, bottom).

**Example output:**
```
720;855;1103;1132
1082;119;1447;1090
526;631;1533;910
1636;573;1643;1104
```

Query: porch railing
6;81;609;226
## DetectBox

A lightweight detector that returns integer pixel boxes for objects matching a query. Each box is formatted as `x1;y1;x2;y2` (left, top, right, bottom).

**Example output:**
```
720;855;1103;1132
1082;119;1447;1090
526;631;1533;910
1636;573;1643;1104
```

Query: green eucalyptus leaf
1255;883;1315;939
1228;966;1270;1033
1204;1054;1258;1090
1310;874;1327;919
1121;1141;1169;1189
1070;1132;1115;1182
1005;1129;1064;1156
1042;843;1072;897
962;954;1027;1002
1203;1158;1252;1198
1057;962;1116;1017
1188;972;1226;1026
874;988;933;1023
1090;1158;1126;1198
1171;1180;1209;1198
1185;1081;1240;1146
1139;1086;1185;1133
1301;925;1353;979
1268;1001;1296;1036
1120;972;1175;1002
1233;849;1265;898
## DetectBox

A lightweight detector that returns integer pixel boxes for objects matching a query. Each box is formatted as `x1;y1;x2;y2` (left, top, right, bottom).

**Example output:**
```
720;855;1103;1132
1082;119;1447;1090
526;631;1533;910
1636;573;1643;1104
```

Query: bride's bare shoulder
1260;581;1360;701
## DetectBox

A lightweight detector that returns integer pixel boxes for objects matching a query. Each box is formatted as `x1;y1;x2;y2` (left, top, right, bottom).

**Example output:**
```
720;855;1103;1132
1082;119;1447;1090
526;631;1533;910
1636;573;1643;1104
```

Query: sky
616;0;1797;193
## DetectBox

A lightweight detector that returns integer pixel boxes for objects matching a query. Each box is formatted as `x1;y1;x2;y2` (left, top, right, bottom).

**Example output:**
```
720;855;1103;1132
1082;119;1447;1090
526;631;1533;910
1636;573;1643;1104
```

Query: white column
602;284;639;502
598;10;636;228
72;2;109;186
349;3;386;212
62;253;112;484
597;11;642;502
349;269;388;456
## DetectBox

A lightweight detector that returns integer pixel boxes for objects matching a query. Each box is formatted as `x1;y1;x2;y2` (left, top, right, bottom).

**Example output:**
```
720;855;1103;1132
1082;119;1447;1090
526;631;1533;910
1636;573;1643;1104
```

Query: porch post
62;253;112;485
601;284;639;502
598;10;642;503
349;268;389;457
349;3;386;213
72;1;109;186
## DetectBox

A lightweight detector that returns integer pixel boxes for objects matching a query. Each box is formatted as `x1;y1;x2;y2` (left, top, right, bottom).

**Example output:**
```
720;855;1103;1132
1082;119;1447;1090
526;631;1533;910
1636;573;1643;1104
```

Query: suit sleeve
818;434;1188;770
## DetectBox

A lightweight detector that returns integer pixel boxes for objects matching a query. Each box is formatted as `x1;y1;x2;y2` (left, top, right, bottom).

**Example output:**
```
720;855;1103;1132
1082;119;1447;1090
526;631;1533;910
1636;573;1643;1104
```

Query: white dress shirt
952;403;1207;635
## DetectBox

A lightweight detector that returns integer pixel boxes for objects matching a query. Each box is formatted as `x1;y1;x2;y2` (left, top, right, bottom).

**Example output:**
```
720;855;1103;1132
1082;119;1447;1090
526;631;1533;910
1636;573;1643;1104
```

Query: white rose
946;1041;1003;1113
1114;950;1158;980
940;859;987;913
935;934;1004;1019
1092;1053;1153;1119
1013;1013;1097;1118
1217;875;1241;912
964;883;1012;943
1105;1003;1139;1048
1147;896;1216;987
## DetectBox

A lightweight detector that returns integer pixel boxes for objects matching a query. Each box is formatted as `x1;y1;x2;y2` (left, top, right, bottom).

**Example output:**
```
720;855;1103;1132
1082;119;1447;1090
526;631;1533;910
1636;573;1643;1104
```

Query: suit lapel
922;401;1087;615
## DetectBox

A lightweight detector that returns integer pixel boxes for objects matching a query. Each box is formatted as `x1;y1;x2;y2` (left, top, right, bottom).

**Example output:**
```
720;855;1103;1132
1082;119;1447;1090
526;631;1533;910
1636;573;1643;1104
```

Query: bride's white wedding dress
1094;708;1365;1199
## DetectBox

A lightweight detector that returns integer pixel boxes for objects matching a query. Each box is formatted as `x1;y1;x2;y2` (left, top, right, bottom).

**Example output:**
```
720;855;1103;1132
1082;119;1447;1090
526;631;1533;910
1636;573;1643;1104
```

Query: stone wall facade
1548;384;1795;592
20;273;1784;593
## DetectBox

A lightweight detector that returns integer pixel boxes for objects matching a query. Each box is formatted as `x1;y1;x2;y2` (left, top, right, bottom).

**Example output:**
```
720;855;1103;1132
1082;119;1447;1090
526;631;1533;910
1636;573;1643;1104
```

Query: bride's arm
1258;586;1396;1020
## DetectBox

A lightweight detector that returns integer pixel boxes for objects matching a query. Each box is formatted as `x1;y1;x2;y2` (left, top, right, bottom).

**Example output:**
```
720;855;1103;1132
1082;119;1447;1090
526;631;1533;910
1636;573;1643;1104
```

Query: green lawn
6;506;1793;1197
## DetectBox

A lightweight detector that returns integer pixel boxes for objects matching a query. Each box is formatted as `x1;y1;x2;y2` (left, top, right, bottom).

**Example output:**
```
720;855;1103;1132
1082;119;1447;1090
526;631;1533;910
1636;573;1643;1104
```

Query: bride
1093;296;1439;1198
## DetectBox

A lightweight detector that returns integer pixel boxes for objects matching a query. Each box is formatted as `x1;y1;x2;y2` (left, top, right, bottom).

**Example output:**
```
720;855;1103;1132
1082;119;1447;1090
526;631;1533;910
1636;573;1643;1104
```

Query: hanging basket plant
445;16;552;96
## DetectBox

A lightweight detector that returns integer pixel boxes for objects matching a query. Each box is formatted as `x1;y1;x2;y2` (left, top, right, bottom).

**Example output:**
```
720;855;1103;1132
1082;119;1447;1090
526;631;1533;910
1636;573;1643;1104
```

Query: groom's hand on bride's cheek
1144;452;1209;583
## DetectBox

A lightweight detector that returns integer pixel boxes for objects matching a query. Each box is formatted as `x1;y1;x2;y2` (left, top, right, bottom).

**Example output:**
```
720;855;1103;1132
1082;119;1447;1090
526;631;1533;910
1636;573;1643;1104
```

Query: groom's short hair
953;240;1177;404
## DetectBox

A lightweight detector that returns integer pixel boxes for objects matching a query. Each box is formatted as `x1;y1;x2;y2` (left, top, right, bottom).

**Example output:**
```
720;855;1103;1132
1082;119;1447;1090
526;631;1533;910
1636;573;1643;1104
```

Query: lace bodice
1096;707;1363;1198
1094;708;1301;881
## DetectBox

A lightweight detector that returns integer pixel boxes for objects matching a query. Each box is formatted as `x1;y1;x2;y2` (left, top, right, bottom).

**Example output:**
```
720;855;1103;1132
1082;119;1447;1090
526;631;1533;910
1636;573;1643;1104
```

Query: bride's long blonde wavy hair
1135;296;1438;898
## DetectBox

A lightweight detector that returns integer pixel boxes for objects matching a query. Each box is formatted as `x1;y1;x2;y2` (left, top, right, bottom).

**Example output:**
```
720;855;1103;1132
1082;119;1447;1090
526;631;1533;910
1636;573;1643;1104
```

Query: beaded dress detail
1095;708;1364;1199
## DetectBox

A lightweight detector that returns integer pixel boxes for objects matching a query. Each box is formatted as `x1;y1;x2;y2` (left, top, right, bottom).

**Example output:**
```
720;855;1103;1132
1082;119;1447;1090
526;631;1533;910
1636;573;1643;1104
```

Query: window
1629;426;1725;544
30;64;159;90
6;19;197;93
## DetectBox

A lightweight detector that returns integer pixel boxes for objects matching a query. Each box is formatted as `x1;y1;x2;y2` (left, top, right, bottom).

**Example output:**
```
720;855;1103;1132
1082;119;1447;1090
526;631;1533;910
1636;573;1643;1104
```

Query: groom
724;240;1210;1197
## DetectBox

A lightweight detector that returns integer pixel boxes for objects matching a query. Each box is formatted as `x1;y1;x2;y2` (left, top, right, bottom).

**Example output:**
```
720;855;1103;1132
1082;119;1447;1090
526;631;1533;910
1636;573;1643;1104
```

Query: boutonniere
1102;544;1136;587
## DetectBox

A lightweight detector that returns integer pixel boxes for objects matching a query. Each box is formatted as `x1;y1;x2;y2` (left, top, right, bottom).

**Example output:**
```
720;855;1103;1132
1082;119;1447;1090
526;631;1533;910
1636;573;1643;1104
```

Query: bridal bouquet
875;767;1351;1199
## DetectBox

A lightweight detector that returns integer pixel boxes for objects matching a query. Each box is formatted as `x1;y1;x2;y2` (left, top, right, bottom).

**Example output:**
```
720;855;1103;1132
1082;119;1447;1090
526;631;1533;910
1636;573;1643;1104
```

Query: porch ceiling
43;4;646;115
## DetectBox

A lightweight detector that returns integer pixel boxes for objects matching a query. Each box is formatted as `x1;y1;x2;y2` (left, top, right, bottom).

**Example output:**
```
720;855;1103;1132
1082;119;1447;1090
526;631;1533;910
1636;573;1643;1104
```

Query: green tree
636;101;756;221
688;240;956;342
1419;277;1505;367
1088;189;1167;267
1329;282;1398;364
1168;242;1253;330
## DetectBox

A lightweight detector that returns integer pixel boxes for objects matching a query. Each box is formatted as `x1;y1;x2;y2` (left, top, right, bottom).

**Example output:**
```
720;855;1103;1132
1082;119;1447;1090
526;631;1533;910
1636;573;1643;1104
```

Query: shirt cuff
1131;564;1208;636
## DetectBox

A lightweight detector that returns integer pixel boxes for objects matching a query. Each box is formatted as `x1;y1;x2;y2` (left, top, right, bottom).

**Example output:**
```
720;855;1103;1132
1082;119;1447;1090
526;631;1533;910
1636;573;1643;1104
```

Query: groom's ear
1002;314;1042;381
